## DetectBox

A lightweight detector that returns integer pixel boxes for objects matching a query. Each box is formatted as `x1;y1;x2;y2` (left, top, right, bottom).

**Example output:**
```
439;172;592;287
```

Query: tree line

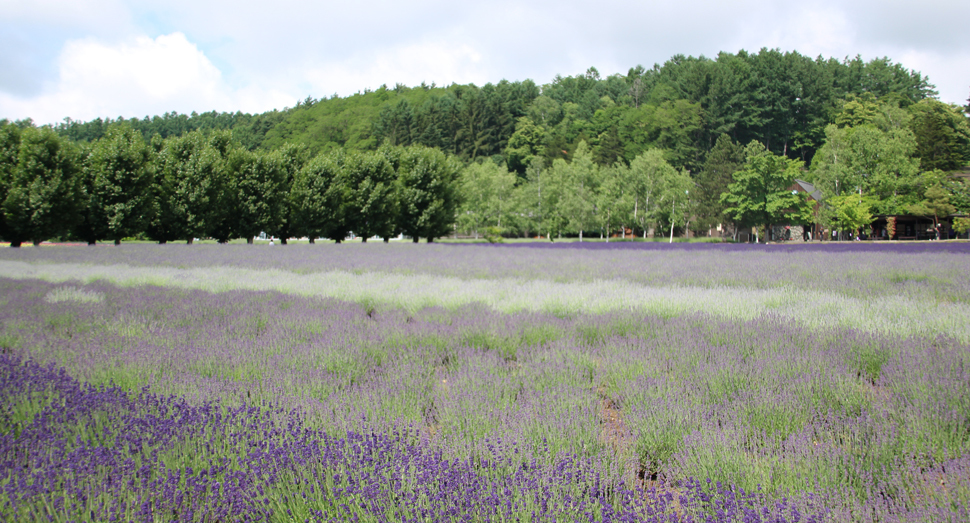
51;49;940;169
454;94;970;242
3;48;969;245
0;123;459;246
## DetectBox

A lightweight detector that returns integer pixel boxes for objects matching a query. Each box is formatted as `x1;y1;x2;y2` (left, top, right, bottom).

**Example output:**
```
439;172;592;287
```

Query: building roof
793;179;823;201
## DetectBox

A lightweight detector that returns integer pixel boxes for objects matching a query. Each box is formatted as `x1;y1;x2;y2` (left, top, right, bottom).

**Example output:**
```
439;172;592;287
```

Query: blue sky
3;0;968;124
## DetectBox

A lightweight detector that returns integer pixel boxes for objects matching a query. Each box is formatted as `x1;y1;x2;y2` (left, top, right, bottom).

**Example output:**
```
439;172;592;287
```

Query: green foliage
383;145;460;242
456;161;516;237
0;120;24;240
559;142;599;240
836;93;880;128
231;148;287;242
906;180;956;227
483;226;504;243
21;50;947;246
953;217;970;235
811;119;920;217
695;134;744;232
617;99;703;170
270;142;312;243
3;126;80;246
504;117;544;176
827;193;877;236
596;163;631;239
374;98;417;147
79;124;153;244
626;149;679;236
154;130;239;243
908;99;970;172
290;152;346;242
340;151;399;241
721;141;808;237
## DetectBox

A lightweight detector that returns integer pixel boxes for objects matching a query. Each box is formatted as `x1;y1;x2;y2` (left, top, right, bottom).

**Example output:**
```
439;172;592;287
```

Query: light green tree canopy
457;160;516;237
560;141;600;240
721;141;809;239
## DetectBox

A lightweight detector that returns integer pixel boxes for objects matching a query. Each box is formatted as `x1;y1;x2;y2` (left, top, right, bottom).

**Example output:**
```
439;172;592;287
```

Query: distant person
269;239;275;246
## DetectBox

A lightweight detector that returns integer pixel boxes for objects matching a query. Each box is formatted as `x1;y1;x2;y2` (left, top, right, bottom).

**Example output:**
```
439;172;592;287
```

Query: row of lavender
2;278;968;521
6;354;801;522
2;242;967;304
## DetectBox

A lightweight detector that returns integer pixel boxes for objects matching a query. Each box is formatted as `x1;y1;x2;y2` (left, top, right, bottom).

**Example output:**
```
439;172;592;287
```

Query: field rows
1;244;969;522
2;254;969;343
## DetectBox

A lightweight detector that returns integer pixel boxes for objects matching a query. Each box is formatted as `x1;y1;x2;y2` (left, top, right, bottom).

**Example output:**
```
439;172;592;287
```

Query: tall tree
597;162;632;240
383;145;460;242
906;170;956;236
560;141;600;240
290;152;346;243
695;134;744;235
341;151;399;242
908;99;970;172
271;142;312;244
811;119;920;216
3;127;80;247
232;148;286;243
504;117;544;177
82;124;154;244
155;130;236;244
457;160;516;238
721;141;809;241
0;121;23;241
626;148;679;237
374;98;417;146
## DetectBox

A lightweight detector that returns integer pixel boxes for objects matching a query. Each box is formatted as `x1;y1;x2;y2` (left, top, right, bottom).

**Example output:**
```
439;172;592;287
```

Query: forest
2;48;969;245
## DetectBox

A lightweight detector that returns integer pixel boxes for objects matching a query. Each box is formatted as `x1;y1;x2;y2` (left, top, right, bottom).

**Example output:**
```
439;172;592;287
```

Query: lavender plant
1;354;829;522
2;277;968;521
3;243;970;341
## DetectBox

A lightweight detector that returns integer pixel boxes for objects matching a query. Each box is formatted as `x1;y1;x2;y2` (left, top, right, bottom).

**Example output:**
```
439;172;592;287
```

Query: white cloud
744;6;854;59
0;32;295;124
897;50;970;106
304;41;489;97
2;1;970;122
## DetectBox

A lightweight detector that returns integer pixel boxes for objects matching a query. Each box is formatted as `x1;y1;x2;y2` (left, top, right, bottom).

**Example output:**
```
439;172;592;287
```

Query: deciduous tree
721;141;808;242
384;145;460;242
3;127;80;247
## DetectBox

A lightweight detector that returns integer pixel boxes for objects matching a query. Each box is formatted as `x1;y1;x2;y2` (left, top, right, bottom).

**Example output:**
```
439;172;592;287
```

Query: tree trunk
579;230;583;242
33;240;42;246
361;237;367;243
114;239;121;246
187;238;194;245
159;240;167;245
412;237;419;243
88;240;96;246
246;237;253;244
335;238;341;244
10;241;21;248
308;238;315;244
428;237;434;243
281;238;288;245
383;237;389;243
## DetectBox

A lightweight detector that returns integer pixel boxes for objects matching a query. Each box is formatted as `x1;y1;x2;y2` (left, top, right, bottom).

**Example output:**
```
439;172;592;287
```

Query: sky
2;0;969;125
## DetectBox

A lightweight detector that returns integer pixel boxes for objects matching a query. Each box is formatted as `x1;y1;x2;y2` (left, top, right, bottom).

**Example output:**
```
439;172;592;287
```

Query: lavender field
1;243;969;522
